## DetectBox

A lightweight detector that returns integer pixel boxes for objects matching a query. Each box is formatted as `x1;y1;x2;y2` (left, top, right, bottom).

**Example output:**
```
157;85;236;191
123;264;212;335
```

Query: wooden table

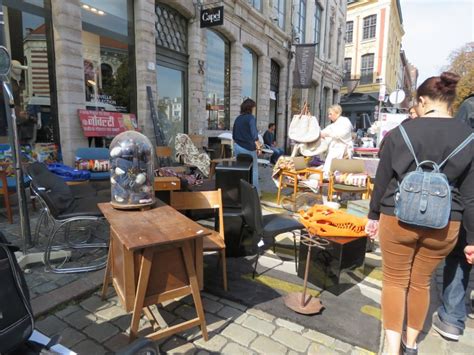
99;201;210;342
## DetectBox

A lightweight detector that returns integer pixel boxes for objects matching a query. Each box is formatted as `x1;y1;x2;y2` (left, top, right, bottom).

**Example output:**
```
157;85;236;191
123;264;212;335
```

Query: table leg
195;238;203;290
129;248;153;342
143;306;160;331
101;239;113;300
182;241;208;341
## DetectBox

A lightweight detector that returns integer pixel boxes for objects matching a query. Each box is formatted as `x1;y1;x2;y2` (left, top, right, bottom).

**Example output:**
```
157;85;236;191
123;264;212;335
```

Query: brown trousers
379;214;460;332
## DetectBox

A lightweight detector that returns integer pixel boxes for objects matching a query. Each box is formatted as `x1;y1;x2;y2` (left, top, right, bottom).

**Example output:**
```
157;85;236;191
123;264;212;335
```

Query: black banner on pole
200;6;224;28
293;44;316;88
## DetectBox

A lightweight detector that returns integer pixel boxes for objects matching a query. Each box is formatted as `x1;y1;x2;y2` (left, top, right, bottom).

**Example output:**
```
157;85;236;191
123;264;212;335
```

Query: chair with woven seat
327;159;371;202
276;157;323;205
27;162;109;273
239;179;305;278
170;189;227;291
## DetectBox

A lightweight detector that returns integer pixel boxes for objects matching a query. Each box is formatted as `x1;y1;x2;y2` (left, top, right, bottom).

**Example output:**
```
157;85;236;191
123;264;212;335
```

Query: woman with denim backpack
365;72;474;355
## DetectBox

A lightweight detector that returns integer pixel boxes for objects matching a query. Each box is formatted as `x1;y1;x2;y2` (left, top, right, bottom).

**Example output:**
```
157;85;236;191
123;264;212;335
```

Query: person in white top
319;104;354;178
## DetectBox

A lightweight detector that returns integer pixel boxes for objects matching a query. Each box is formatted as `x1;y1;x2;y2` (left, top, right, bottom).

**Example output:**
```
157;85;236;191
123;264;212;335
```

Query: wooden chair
327;159;371;201
276;157;324;205
189;134;215;157
219;139;233;158
170;189;227;291
155;146;187;173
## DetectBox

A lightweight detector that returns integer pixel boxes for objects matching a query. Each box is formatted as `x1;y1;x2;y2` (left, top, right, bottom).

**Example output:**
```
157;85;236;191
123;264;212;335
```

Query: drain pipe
319;0;330;127
284;1;295;154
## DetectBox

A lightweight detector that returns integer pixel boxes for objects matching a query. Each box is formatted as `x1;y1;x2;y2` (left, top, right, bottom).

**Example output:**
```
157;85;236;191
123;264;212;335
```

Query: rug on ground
203;252;383;352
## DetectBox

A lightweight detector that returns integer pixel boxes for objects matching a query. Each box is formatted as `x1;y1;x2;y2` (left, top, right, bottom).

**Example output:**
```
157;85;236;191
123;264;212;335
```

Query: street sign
200;6;224;28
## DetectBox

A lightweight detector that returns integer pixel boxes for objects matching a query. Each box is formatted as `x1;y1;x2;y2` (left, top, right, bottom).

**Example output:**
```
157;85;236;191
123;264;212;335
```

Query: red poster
78;110;138;137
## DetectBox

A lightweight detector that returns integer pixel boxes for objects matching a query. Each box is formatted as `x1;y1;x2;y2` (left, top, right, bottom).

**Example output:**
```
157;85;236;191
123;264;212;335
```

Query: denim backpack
394;126;473;229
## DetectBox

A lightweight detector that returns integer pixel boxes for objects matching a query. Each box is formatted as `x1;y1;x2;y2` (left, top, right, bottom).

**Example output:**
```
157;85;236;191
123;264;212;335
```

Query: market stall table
99;201;210;342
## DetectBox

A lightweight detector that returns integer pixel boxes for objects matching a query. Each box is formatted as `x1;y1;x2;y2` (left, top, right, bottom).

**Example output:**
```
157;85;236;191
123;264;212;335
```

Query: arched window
205;30;230;130
241;47;258;102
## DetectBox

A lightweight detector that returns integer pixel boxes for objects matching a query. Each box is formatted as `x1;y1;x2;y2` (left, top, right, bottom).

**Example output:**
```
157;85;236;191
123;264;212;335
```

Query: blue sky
399;0;474;84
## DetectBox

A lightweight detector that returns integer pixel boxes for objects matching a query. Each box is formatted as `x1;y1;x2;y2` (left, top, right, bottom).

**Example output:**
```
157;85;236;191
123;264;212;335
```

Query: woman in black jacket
366;72;474;355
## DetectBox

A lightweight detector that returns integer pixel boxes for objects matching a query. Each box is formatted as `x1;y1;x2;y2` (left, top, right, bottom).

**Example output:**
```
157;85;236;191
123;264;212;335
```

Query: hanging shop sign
293;44;316;88
78;109;138;137
200;6;224;28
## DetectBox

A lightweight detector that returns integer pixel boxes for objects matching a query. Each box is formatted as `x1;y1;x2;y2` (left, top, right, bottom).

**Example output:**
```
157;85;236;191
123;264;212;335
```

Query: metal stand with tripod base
283;232;328;314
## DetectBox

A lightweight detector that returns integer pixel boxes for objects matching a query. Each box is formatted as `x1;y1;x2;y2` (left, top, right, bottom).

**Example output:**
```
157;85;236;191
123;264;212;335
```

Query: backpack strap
438;133;474;169
398;125;420;166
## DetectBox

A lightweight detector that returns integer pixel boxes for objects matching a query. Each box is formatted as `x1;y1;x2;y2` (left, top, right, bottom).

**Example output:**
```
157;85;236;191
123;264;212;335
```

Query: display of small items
109;131;155;209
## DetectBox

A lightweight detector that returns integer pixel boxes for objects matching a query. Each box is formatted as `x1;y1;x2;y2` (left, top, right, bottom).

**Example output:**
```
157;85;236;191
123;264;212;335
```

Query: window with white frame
346;21;353;43
360;53;374;84
272;0;285;29
314;3;322;54
295;0;306;43
362;15;376;40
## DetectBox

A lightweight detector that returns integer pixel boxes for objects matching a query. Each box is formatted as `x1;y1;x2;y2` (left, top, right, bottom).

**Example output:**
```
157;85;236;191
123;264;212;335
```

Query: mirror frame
0;46;11;78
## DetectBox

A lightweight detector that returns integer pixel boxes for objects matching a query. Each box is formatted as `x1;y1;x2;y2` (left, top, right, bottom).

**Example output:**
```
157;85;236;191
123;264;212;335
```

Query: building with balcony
340;0;404;128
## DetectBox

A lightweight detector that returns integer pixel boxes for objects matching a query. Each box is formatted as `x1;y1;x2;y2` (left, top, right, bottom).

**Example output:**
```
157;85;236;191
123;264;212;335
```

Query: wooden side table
154;176;181;191
99;201;210;342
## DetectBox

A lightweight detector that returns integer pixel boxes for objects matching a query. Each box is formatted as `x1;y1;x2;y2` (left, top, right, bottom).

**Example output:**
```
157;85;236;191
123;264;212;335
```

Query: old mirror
0;46;11;80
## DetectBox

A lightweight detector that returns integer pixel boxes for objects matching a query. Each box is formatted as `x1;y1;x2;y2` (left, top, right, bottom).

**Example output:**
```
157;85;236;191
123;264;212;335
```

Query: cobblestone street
37;289;373;355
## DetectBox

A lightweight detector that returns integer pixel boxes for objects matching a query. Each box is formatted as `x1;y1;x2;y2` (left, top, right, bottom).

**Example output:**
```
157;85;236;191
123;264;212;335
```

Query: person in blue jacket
232;98;261;194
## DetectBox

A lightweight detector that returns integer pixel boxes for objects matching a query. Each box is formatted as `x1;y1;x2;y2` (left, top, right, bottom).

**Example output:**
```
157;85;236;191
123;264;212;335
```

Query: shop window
270;60;280;127
1;0;57;144
155;3;187;54
291;88;303;116
81;0;135;114
155;3;188;147
241;47;258;103
205;30;230;130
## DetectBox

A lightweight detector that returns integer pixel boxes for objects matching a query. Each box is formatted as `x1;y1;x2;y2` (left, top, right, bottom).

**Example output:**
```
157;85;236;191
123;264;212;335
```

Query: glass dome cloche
109;131;155;209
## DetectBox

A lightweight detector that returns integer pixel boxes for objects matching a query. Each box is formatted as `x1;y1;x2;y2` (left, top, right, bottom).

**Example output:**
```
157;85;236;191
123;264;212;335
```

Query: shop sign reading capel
200;6;224;28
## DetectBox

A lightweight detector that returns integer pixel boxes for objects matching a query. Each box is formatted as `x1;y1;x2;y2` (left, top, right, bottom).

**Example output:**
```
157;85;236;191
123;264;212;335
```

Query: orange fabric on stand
299;205;368;237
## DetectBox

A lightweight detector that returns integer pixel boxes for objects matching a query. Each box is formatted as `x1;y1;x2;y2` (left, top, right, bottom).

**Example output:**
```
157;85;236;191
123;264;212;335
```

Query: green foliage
444;42;474;112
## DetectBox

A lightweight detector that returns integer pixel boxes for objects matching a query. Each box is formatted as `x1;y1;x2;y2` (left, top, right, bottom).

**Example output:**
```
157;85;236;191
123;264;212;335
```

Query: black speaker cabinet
215;160;252;208
298;236;367;295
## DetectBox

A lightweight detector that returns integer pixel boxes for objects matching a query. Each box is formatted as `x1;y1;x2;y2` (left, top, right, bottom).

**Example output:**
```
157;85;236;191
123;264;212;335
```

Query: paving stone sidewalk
37;290;373;355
